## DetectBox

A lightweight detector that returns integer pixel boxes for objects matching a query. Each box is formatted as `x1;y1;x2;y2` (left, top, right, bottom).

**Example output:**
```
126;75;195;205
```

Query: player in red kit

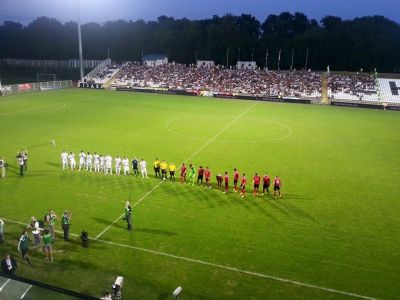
216;174;223;189
233;168;239;192
223;171;229;193
197;166;204;186
180;163;187;183
253;173;261;196
240;173;247;197
204;167;211;188
262;173;271;195
273;176;282;198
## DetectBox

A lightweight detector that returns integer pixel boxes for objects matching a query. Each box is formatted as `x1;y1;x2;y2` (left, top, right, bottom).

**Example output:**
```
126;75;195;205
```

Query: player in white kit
86;152;93;172
122;157;129;175
93;152;100;173
78;151;86;171
115;156;122;176
99;155;105;173
105;154;112;175
140;159;148;178
68;152;76;170
61;150;68;170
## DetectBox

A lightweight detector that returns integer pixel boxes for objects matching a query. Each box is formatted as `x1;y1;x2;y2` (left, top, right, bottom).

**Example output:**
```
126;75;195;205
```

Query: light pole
77;0;84;80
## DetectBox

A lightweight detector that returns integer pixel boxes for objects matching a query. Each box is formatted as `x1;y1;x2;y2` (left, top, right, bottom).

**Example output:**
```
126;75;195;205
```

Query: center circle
165;116;292;143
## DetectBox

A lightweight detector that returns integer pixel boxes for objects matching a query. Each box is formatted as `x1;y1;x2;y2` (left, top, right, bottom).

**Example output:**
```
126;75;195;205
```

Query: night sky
0;0;399;25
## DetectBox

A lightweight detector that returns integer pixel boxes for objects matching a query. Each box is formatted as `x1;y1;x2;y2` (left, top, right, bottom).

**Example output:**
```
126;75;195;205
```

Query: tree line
1;12;400;73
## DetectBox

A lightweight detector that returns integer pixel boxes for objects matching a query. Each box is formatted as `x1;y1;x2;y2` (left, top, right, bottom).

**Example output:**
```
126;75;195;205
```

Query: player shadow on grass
271;195;316;222
92;217;126;229
46;161;60;168
133;228;176;237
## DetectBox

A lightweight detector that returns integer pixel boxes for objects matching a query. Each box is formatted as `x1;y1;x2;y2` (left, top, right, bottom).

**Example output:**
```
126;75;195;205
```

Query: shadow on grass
157;292;169;300
92;217;126;229
134;227;176;237
46;161;60;168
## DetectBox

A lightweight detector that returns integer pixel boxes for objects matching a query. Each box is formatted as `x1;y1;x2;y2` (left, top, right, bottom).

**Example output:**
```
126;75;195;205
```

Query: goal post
36;73;56;82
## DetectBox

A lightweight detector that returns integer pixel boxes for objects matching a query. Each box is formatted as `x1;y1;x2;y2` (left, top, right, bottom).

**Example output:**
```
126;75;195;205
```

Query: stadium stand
110;62;322;97
83;62;400;105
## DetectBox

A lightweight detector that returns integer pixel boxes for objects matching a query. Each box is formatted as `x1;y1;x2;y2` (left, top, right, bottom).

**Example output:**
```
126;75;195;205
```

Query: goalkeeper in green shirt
188;164;196;186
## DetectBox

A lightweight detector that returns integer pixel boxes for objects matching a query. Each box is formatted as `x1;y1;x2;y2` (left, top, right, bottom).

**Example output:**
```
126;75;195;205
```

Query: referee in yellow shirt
160;160;168;181
169;162;176;181
153;158;160;178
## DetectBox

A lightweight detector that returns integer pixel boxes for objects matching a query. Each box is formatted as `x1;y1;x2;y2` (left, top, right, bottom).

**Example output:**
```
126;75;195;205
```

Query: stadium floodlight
77;0;84;80
172;286;182;299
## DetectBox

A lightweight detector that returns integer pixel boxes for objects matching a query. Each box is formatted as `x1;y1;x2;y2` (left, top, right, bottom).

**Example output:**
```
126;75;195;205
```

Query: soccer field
0;89;399;299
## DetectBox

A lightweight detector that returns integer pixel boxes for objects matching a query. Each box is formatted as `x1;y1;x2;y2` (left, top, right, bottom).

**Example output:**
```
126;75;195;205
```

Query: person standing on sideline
1;254;17;275
29;217;41;246
273;176;282;198
18;230;31;265
124;201;132;230
42;229;53;261
153;158;161;178
140;159;148;178
262;173;271;195
45;210;58;240
61;211;71;241
0;156;5;178
132;157;139;176
17;154;24;176
169;162;176;180
0;219;4;244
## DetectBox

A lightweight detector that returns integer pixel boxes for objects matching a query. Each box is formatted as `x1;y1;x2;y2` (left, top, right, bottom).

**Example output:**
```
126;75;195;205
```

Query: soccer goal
36;73;56;82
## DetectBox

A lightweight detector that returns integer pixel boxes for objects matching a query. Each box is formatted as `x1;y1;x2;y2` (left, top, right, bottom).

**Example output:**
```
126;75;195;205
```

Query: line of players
60;150;149;177
180;163;282;198
60;151;282;198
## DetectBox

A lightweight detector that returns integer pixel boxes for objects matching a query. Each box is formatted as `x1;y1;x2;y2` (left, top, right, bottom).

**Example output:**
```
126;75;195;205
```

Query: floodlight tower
77;0;84;80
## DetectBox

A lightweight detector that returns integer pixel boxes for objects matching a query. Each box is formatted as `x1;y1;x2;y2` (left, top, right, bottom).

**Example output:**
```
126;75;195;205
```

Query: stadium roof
143;54;167;61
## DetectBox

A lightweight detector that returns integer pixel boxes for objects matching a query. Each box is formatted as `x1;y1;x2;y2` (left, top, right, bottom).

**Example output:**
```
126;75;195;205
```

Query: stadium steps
103;69;123;89
321;73;329;104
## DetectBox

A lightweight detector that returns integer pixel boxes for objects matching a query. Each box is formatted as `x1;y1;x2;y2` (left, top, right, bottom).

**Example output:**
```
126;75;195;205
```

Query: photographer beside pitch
61;211;71;241
122;200;132;231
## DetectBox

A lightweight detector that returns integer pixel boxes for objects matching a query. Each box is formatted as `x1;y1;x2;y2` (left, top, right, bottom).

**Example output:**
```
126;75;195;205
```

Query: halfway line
94;180;164;239
184;101;258;162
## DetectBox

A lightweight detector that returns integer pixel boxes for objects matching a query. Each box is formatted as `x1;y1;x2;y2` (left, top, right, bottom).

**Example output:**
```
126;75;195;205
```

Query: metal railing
1;80;74;96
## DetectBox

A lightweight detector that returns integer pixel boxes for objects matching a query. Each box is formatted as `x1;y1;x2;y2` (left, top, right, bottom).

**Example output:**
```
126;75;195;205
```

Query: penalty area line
94;180;164;240
0;217;376;300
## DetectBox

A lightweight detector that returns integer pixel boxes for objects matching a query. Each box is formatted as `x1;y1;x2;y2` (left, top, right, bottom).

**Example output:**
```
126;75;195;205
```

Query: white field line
184;101;258;162
0;279;11;292
20;285;33;299
94;180;164;239
1;217;376;300
95;102;258;239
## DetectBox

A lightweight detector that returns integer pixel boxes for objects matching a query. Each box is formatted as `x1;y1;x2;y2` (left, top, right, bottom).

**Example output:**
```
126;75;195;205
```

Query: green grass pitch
0;89;399;299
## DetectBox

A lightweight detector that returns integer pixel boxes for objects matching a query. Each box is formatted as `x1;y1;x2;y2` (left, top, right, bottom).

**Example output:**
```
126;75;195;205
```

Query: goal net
36;73;56;82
